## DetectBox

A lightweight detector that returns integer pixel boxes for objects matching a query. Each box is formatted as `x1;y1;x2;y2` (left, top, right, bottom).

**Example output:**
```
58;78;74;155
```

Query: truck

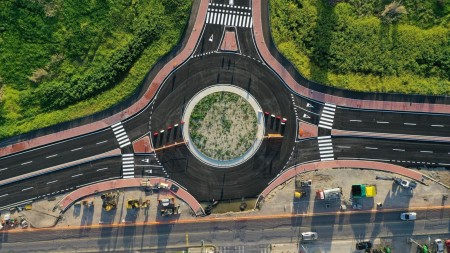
316;188;342;201
351;184;377;198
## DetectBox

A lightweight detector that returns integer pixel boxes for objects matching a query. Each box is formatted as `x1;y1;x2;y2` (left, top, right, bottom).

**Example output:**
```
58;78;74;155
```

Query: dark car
356;241;372;250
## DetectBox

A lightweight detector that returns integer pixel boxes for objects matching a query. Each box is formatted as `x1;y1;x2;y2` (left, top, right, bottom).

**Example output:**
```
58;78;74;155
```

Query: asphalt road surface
1;0;450;214
0;207;448;252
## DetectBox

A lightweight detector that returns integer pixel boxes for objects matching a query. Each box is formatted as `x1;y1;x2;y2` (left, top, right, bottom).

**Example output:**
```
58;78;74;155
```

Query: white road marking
349;120;362;122
22;187;33;191
420;151;433;153
365;147;378;150
337;146;351;149
96;140;108;145
404;123;416;126
46;154;58;158
0;194;9;198
376;121;389;124
393;149;405;151
46;180;58;184
71;174;83;178
431;125;444;127
0;168;8;172
71;147;83;152
21;161;32;165
96;168;108;171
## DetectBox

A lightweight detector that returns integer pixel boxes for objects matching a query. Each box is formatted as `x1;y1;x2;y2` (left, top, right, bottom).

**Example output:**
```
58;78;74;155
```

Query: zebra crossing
206;5;252;28
111;122;131;148
122;154;135;179
318;136;334;161
318;103;336;129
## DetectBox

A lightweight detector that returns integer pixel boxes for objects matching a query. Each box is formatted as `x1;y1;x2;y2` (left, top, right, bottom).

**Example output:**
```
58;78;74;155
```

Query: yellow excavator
126;199;140;209
101;192;117;212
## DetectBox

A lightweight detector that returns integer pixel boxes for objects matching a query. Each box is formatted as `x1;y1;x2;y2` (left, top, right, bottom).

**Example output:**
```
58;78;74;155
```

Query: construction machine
101;192;117;212
126;199;140;209
158;197;180;216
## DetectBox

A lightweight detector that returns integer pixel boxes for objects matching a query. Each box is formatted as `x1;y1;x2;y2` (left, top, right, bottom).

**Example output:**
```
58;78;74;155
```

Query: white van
301;232;318;241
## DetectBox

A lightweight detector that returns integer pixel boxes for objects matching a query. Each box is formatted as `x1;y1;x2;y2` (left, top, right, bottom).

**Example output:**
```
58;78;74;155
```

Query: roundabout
182;85;265;168
149;53;296;200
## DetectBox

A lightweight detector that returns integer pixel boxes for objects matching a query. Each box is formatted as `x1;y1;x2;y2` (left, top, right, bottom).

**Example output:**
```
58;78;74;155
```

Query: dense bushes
270;0;450;95
0;0;192;139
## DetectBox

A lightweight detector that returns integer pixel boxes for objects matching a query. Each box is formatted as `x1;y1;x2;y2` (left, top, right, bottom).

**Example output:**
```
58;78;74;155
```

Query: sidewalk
57;178;204;216
252;0;450;114
259;160;426;200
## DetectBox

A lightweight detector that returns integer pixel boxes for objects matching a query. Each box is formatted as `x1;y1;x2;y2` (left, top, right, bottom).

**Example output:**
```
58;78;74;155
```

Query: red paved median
259;160;425;198
57;178;204;216
252;0;450;114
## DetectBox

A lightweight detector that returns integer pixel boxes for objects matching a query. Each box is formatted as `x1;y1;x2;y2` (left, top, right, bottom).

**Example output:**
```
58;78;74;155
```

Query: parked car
301;232;318;241
400;212;417;221
445;239;450;252
356;241;372;250
434;239;444;253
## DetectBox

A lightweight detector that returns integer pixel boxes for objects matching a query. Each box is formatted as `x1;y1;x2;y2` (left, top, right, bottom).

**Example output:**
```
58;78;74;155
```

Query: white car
434;239;444;253
400;212;417;221
301;232;318;241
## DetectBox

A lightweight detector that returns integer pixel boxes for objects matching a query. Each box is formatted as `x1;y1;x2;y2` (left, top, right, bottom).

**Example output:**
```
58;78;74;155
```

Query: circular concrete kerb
182;85;265;168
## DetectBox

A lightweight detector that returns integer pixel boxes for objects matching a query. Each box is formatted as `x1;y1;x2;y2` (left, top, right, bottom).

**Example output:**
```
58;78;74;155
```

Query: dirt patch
189;92;257;160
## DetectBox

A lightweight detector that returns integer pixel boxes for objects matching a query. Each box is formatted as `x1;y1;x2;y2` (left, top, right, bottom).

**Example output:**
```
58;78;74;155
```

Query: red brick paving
260;160;425;198
133;136;154;153
220;31;238;52
298;121;318;139
57;178;204;215
252;0;450;114
0;0;209;158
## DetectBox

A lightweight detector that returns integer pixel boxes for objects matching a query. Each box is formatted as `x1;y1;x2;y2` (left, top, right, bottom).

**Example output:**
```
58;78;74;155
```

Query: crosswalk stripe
318;143;332;147
319;124;332;129
118;138;130;145
321;111;335;117
122;154;133;157
319;120;333;127
120;141;131;148
122;161;134;165
320;154;334;158
320;150;334;154
123;171;134;175
123;165;134;168
325;103;336;107
220;13;224;24
318;139;331;143
113;127;124;134
122;157;134;161
123;175;134;178
324;107;336;113
249;17;253;27
115;131;127;139
320;117;333;123
319;146;333;151
111;122;122;128
317;136;331;139
321;157;334;161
